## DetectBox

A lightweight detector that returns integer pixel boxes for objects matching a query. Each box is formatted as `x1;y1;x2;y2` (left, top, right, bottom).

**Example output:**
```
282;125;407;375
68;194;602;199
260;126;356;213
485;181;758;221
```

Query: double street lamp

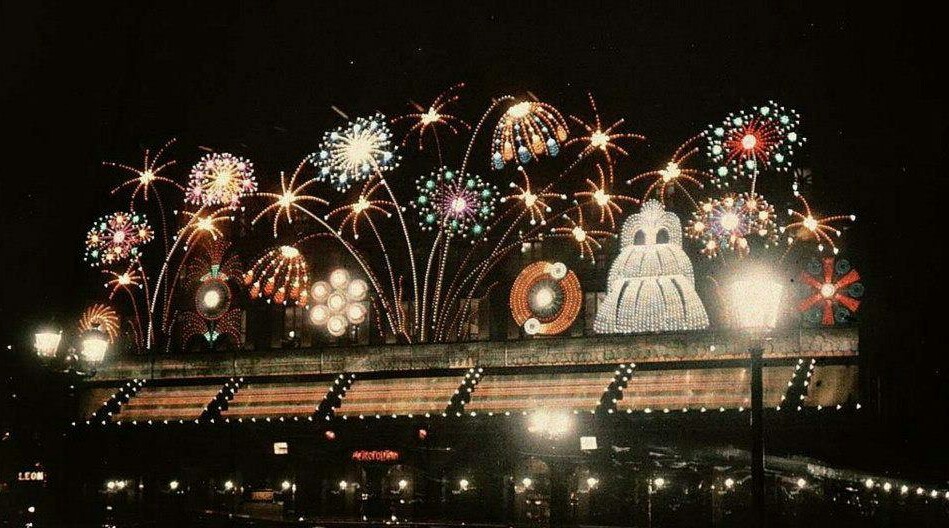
32;326;109;376
727;271;785;528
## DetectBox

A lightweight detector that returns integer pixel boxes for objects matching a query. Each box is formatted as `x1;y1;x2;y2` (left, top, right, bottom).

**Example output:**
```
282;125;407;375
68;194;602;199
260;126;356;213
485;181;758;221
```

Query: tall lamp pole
728;274;784;528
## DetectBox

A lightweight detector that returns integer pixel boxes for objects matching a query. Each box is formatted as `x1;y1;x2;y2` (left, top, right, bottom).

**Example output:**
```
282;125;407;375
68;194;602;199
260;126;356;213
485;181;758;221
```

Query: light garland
491;99;569;169
596;200;709;334
509;261;582;336
244;245;310;306
446;367;483;415
392;83;471;152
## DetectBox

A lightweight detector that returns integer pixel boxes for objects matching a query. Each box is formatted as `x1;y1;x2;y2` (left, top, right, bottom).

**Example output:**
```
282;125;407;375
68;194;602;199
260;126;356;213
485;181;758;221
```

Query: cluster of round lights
413;167;497;238
84;211;154;267
309;268;369;337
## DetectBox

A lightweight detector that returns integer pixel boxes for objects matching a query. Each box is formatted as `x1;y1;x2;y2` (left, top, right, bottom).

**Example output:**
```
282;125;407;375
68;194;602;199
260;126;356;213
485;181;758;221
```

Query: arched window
633;230;646;245
656;228;670;244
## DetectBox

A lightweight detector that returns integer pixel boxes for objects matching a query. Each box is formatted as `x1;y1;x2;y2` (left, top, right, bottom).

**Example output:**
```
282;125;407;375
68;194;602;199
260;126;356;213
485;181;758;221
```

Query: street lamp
727;271;785;528
79;328;109;365
33;329;62;360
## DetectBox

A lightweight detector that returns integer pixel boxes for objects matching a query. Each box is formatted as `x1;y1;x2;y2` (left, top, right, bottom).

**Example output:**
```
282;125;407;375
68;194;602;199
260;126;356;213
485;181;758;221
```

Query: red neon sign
351;450;400;462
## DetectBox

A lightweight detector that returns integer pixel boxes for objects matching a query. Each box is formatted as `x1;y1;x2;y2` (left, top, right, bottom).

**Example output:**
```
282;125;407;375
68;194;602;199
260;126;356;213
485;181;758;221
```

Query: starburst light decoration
308;268;370;337
84;212;154;267
798;257;863;325
393;83;471;151
627;135;706;205
244;245;310;306
686;192;778;257
78;304;121;343
501;167;563;226
491;100;569;169
509;261;582;335
548;208;614;263
782;194;856;254
574;164;639;229
312;113;398;191
414;167;497;238
706;101;804;187
565;93;644;163
252;163;328;237
186;152;256;206
106;138;183;208
325;180;396;239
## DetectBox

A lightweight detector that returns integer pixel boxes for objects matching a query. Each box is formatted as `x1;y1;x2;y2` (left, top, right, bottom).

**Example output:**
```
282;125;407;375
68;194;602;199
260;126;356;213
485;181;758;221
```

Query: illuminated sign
18;471;46;482
351;450;400;462
273;442;289;455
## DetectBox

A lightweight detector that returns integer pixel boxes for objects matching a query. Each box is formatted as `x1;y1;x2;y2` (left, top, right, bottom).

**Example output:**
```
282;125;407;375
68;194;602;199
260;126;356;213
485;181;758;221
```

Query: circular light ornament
326;314;348;337
510;261;582;336
309;268;370;336
195;278;232;320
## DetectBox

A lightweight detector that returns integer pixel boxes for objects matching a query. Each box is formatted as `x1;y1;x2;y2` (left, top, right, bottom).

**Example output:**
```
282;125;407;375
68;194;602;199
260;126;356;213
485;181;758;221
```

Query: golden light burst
392;83;472;151
105;138;183;208
325;180;395;239
574;164;639;229
549;207;614;263
502;167;564;226
179;207;235;249
78;304;121;343
252;161;328;237
565;93;645;163
103;263;143;298
782;193;856;254
627;135;706;205
244;245;310;306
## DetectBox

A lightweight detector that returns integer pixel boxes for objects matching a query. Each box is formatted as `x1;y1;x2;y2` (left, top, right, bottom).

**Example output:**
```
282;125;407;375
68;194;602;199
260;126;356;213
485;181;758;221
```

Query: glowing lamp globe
310;281;332;301
309;305;330;325
34;330;62;360
727;273;784;332
329;268;350;289
345;303;367;325
195;278;232;320
327;314;347;337
80;328;109;364
327;292;347;313
346;279;368;301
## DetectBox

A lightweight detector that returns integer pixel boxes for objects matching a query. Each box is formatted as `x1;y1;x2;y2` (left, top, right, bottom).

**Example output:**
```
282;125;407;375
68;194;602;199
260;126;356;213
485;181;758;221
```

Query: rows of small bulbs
91;378;145;423
446;367;483;414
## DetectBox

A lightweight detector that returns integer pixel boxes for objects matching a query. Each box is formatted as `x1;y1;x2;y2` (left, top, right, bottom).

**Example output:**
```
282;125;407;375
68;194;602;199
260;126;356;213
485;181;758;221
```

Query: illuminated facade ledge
89;327;857;383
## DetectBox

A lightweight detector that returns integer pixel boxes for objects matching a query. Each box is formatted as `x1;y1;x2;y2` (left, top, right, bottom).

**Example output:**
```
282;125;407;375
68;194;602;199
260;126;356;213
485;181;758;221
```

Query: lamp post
727;273;784;527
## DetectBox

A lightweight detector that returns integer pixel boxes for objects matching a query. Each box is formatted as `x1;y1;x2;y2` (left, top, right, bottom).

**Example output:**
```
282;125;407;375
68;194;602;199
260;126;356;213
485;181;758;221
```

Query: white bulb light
310;281;331;301
327;315;347;337
202;289;221;309
347;279;368;301
311;269;368;336
329;268;350;289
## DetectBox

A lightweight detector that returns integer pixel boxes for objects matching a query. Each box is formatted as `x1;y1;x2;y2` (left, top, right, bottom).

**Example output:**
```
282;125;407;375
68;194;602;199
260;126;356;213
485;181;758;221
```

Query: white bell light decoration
595;200;709;333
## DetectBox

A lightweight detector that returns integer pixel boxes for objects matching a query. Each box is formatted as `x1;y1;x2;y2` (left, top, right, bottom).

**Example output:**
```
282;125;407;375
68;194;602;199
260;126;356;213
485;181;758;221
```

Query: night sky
1;3;944;466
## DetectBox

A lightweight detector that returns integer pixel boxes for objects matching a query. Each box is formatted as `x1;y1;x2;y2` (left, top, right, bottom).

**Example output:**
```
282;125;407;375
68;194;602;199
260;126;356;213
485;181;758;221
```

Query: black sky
1;2;945;461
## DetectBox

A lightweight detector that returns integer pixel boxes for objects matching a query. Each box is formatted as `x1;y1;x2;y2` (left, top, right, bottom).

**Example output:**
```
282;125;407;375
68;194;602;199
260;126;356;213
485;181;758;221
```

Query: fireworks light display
75;87;862;351
686;193;778;258
706;101;804;188
84;212;154;267
502;167;564;226
565;93;645;164
509;261;582;335
798;257;863;325
78;304;121;343
783;193;856;254
312;113;398;191
413;167;497;238
186;152;257;206
245;245;310;306
393;83;471;154
491;100;569;169
627;135;706;206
